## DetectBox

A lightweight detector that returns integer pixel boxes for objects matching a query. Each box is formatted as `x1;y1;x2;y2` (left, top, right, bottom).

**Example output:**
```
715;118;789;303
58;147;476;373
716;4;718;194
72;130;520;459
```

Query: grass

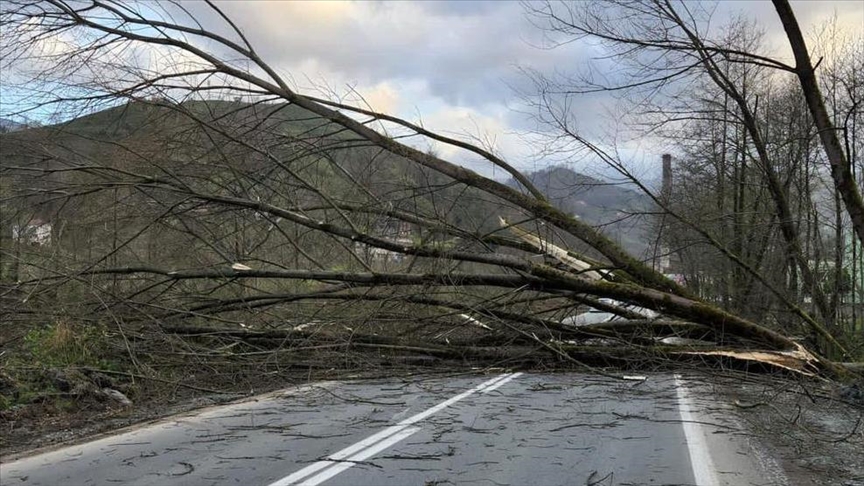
0;319;122;411
23;319;115;369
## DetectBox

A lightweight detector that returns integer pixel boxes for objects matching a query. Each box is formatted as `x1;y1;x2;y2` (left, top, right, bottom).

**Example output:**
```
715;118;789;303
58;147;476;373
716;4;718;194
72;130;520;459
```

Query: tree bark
773;0;864;248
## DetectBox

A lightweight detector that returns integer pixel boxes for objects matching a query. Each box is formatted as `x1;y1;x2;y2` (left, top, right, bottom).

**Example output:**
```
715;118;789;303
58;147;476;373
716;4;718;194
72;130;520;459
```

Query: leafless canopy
1;1;861;377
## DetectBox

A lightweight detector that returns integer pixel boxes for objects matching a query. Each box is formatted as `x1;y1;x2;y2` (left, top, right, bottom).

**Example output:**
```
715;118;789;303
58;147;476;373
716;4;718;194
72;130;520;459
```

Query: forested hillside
511;166;651;256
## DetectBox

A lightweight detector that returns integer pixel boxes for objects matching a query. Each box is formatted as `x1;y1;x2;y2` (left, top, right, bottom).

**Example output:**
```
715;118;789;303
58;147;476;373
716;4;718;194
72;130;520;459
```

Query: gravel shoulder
712;373;864;486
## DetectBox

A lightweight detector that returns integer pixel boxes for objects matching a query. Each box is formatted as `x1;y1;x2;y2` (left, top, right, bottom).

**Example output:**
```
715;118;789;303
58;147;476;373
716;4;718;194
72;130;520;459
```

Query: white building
12;218;52;246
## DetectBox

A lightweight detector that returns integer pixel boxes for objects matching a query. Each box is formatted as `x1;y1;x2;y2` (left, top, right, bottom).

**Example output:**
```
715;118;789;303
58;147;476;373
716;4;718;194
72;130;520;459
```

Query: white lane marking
674;375;718;486
398;373;514;426
481;372;523;394
269;373;517;486
298;427;421;486
269;425;408;486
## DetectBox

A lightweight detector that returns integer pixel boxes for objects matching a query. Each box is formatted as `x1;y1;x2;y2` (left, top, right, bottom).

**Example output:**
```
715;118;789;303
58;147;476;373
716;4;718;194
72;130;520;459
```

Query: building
12;218;52;246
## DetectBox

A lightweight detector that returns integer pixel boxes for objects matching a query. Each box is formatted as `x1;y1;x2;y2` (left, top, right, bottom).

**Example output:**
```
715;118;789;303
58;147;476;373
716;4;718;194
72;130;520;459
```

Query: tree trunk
773;0;864;248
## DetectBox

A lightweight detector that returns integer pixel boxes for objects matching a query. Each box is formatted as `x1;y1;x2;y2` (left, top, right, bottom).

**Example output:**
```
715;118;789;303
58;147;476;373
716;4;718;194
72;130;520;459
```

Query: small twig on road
829;414;862;444
611;412;739;431
279;432;352;439
586;470;613;485
170;462;194;476
734;399;768;409
377;451;452;461
549;422;620;432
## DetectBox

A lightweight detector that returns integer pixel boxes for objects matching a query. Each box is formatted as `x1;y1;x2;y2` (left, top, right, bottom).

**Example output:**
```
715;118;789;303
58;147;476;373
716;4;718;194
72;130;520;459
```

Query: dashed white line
269;372;520;486
674;374;718;486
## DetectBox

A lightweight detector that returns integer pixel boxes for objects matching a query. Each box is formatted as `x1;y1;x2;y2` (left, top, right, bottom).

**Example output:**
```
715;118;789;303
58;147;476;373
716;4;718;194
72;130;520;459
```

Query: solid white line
268;373;516;486
674;375;718;486
298;427;421;486
481;372;523;394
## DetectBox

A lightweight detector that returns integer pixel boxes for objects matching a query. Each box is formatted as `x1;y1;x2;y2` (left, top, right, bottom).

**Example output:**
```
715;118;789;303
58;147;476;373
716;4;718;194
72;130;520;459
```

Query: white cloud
6;0;861;177
423;106;507;154
200;0;859;178
359;82;401;114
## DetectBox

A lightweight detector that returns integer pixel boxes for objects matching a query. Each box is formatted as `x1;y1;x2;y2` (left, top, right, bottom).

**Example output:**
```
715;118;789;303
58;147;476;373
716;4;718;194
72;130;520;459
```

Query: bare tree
773;0;864;249
523;0;864;359
0;0;855;378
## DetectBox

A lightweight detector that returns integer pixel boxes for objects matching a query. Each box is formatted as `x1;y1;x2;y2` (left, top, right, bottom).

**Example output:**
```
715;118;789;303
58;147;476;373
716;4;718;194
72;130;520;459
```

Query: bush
0;320;124;411
23;319;115;369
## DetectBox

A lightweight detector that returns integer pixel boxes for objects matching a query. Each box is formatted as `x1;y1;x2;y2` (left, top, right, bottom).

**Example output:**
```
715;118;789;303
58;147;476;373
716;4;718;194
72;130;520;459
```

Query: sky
4;1;863;180
198;0;862;181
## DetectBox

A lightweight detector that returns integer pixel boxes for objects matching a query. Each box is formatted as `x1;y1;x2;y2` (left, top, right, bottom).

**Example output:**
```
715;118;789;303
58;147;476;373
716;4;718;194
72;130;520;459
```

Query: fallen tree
0;1;861;383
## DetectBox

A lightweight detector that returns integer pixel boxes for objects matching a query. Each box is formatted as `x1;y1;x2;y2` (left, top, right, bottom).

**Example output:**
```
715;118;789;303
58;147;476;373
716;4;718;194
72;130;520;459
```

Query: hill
508;166;653;256
0;118;31;133
2;101;654;263
0;100;510;273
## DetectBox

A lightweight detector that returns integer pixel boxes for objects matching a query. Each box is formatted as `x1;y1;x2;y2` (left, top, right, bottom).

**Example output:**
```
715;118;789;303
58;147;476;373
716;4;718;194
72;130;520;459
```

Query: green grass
0;320;123;411
23;320;114;369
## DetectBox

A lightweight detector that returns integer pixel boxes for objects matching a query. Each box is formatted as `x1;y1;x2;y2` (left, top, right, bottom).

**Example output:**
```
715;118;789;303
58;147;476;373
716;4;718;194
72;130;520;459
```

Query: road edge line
674;374;719;486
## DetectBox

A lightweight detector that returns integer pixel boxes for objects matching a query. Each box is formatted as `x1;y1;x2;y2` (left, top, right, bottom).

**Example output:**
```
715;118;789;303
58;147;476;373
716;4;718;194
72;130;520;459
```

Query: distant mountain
0;118;29;133
507;166;653;256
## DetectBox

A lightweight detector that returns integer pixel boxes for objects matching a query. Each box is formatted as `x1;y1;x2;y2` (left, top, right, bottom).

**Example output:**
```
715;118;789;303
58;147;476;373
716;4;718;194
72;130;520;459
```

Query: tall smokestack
661;153;672;201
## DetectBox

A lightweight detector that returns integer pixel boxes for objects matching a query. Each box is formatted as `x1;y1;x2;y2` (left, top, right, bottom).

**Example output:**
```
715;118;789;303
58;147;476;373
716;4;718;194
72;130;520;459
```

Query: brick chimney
661;153;672;201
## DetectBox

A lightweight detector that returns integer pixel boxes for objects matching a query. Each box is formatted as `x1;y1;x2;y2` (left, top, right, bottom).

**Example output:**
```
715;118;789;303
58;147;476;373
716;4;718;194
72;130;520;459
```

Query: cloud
176;1;599;174
411;102;550;179
197;1;859;173
359;82;401;114
11;0;854;176
202;1;584;107
422;105;507;157
715;1;864;61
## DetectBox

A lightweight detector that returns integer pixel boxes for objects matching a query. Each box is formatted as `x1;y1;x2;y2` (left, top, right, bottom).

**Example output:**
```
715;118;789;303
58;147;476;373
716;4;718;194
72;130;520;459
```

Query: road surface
0;372;788;485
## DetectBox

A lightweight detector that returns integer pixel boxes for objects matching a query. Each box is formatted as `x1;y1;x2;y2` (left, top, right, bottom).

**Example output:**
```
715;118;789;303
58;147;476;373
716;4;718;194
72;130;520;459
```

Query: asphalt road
0;372;788;486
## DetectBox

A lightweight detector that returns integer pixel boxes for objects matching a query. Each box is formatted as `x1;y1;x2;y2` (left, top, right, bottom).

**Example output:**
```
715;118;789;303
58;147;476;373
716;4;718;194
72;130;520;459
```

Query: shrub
23;320;114;369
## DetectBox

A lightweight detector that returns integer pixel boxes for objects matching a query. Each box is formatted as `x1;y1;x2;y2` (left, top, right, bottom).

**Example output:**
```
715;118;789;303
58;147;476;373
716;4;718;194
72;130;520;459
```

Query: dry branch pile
0;0;862;389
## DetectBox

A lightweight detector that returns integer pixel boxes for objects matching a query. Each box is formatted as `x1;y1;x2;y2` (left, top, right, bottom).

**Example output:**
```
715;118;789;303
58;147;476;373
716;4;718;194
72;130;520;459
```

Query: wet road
0;372;787;485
